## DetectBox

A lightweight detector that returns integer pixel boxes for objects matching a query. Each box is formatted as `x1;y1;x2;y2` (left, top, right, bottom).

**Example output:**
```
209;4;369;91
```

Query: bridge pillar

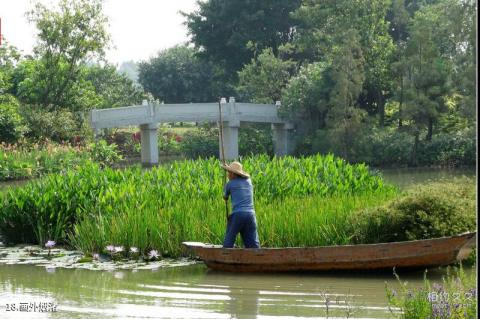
140;123;159;167
219;97;239;160
272;122;294;156
221;121;239;160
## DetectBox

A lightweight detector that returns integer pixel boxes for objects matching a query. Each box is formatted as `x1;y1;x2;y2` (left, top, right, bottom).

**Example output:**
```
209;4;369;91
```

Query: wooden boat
183;232;476;272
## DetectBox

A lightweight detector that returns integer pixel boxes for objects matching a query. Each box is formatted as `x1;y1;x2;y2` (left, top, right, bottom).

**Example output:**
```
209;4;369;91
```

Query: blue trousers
223;212;260;248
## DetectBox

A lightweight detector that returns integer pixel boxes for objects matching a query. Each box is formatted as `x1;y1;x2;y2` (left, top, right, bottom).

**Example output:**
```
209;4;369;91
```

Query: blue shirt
224;177;255;214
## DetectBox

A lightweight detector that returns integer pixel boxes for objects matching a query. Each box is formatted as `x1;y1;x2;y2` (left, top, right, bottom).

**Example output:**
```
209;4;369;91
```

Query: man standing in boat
222;161;260;248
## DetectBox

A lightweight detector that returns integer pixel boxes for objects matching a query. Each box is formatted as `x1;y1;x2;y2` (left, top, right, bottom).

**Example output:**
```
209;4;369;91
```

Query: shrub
20;106;79;142
239;123;273;156
311;126;476;168
0;141;91;181
357;128;414;167
348;178;476;243
417;128;476;167
0;95;28;144
158;129;182;155
103;130;141;157
88;140;122;167
180;123;274;159
312;127;414;166
180;125;219;158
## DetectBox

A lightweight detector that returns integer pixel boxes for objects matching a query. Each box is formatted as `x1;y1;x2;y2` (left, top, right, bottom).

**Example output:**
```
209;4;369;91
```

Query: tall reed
0;155;396;254
70;191;396;257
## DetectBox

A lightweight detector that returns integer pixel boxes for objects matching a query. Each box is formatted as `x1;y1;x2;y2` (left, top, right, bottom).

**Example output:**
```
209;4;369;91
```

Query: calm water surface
379;167;476;189
1;263;470;319
0;167;476;318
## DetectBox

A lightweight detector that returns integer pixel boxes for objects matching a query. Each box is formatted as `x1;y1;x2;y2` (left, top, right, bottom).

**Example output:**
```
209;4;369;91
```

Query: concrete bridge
89;97;293;166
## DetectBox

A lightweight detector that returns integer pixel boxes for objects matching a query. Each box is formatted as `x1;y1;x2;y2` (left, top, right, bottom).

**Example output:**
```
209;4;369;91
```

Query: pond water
378;166;476;189
0;167;476;318
2;263;472;319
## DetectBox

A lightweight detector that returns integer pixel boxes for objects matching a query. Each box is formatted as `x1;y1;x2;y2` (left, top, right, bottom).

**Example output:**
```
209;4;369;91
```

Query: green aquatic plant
1;155;396;255
69;191;396;257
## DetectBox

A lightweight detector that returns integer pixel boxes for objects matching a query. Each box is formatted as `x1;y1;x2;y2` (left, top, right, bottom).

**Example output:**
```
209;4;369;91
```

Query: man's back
224;177;254;214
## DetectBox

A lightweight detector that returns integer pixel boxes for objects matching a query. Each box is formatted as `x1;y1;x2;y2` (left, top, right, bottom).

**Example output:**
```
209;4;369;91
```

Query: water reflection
194;269;432;318
0;263;473;318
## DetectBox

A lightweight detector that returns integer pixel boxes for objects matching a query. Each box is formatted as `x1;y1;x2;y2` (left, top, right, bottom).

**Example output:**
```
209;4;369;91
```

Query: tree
281;62;331;136
401;0;461;143
13;58;101;112
292;0;395;126
183;0;301;87
386;0;441;43
281;28;367;158
85;64;145;109
22;0;110;111
442;0;476;122
0;41;21;94
138;46;215;103
0;94;28;143
237;47;296;104
324;30;367;160
0;41;25;143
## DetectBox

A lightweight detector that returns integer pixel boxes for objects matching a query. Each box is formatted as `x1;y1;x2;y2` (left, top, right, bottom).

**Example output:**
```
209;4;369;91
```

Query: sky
0;0;199;64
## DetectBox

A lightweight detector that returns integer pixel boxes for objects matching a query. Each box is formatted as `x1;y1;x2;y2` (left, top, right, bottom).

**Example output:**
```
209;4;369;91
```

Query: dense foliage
0;0;144;144
183;0;477;167
1;0;475;167
1;155;475;259
348;178;476;244
182;0;301;90
0;95;28;143
138;46;215;103
179;124;274;159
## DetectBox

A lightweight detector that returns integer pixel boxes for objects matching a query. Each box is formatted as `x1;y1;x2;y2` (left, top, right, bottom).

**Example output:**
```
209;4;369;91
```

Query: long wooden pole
218;98;229;221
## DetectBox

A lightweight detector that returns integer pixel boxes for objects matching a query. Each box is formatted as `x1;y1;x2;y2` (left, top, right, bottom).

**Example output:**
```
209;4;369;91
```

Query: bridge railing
89;98;293;165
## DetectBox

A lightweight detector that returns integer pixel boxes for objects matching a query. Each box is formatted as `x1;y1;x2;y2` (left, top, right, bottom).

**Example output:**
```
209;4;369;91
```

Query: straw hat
221;161;250;178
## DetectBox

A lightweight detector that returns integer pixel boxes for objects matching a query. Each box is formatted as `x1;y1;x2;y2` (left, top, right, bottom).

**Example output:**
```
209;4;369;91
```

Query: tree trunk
398;76;404;128
426;118;433;141
378;90;385;127
410;131;419;167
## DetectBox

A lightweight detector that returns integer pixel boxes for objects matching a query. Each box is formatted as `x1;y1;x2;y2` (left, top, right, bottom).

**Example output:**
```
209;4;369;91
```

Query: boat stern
456;232;477;261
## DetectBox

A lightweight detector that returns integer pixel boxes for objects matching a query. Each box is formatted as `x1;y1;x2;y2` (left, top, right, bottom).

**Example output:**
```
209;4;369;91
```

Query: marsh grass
1;155;396;256
70;191;396;257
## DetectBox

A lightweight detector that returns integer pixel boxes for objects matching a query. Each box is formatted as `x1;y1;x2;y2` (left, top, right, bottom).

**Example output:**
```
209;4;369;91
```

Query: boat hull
183;232;476;272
